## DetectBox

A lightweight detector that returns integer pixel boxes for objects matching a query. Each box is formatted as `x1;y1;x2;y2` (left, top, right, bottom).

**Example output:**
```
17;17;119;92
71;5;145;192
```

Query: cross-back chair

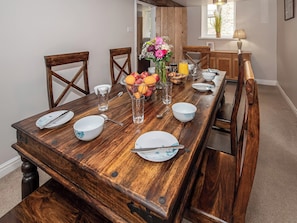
212;53;245;155
182;46;211;69
184;61;260;223
109;47;132;85
44;51;90;109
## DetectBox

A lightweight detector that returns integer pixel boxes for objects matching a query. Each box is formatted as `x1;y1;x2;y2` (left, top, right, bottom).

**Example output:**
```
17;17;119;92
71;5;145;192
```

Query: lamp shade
213;0;227;5
233;29;247;39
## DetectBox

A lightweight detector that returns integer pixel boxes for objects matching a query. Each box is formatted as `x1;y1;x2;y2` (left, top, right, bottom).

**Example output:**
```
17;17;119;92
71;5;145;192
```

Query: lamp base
237;40;243;53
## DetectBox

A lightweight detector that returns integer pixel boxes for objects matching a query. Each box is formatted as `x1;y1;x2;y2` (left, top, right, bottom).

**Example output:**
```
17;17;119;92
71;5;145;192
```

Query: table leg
21;156;39;199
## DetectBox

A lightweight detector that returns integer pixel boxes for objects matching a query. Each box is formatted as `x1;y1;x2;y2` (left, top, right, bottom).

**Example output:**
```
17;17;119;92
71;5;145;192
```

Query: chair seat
0;179;111;223
185;148;236;222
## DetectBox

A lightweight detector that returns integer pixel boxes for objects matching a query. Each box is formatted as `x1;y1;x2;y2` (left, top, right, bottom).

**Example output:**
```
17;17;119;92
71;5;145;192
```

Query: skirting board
256;79;277;86
0;155;21;179
276;83;297;118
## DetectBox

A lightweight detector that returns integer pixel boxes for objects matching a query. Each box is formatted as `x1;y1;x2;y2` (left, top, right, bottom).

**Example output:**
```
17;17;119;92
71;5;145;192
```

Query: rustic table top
12;72;226;223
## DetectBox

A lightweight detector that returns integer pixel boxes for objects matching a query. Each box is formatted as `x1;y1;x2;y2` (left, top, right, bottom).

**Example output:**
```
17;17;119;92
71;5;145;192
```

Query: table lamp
233;29;247;53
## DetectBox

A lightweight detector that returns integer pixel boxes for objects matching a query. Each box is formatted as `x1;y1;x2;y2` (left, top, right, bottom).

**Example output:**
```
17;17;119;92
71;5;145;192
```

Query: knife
131;144;184;153
39;110;70;129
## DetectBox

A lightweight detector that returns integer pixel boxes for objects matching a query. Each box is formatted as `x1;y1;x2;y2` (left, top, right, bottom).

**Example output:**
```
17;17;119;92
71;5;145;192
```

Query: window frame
200;2;236;39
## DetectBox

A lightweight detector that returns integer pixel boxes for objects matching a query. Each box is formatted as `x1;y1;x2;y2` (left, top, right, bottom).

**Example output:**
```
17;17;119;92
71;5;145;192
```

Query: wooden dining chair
44;51;90;109
212;53;245;155
183;65;260;223
109;47;132;85
182;46;210;69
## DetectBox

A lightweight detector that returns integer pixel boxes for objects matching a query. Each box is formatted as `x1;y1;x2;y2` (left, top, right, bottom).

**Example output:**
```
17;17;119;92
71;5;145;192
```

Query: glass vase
155;60;167;83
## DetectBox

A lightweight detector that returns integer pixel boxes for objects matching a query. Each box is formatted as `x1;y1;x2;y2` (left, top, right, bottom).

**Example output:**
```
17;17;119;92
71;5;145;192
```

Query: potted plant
213;8;222;38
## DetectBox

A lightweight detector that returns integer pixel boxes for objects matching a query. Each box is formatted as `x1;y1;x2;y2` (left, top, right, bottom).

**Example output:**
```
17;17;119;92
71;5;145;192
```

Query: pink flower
155;37;163;45
155;49;165;59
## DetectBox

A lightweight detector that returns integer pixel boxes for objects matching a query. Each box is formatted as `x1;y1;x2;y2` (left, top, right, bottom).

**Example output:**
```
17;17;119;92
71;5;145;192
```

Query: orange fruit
138;83;148;94
125;75;135;85
144;76;156;86
133;92;141;99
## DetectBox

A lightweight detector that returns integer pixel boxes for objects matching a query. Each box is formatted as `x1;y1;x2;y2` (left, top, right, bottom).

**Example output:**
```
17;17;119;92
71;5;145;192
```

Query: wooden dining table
11;72;226;223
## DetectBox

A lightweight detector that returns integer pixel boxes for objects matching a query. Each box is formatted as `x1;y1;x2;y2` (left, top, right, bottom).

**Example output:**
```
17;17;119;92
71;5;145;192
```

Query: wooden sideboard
210;51;251;81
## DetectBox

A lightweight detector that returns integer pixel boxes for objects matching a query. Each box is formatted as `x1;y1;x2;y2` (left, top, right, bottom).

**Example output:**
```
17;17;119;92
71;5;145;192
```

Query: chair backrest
182;46;210;69
233;62;260;222
109;47;132;85
44;51;90;109
230;53;245;155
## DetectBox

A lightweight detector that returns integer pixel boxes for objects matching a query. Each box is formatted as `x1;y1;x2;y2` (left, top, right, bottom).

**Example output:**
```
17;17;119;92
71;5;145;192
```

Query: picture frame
285;0;294;21
206;42;215;51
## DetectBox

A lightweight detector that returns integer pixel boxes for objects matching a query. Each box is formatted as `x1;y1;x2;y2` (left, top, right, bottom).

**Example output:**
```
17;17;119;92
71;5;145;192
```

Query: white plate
36;110;74;129
192;83;214;92
134;131;179;162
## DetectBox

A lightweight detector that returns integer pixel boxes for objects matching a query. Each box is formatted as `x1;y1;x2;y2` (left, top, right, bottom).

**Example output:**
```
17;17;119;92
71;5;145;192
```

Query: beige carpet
0;85;297;222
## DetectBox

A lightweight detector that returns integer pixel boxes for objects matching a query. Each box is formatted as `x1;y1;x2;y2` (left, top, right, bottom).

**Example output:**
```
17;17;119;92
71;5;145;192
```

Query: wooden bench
0;179;111;223
184;60;260;223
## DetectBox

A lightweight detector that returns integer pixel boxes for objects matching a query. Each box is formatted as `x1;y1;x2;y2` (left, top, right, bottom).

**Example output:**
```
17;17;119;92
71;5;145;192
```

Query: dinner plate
134;131;179;162
36;110;74;129
192;83;214;92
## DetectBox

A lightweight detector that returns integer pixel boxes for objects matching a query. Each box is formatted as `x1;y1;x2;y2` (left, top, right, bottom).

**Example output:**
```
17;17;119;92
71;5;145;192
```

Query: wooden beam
139;0;184;7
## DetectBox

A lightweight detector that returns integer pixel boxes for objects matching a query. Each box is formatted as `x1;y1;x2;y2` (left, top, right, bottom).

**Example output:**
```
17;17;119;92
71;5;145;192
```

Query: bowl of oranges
125;71;160;99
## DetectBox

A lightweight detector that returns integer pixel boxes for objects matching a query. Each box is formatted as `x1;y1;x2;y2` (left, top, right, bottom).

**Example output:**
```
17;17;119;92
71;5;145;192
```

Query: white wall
187;0;277;85
0;0;135;174
277;0;297;109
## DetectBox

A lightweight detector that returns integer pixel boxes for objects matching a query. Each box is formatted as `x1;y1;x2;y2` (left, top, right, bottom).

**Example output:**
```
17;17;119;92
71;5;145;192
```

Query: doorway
136;1;156;73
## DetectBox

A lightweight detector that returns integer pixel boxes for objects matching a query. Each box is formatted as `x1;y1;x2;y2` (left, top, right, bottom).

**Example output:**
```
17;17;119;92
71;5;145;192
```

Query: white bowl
202;71;216;81
172;102;197;122
73;115;105;141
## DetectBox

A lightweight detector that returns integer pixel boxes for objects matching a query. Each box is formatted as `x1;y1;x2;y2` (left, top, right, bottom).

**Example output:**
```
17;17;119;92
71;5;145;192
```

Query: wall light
213;0;227;5
233;29;247;53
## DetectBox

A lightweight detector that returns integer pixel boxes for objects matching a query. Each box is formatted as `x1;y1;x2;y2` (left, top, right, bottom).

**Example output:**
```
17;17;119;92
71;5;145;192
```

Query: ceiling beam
139;0;184;7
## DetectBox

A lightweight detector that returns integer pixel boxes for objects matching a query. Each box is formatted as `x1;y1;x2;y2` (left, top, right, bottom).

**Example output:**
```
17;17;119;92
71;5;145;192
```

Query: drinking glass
96;86;109;111
132;95;144;124
162;82;173;105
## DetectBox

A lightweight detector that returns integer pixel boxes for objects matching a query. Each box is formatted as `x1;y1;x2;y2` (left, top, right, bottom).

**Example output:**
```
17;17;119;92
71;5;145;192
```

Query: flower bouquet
139;36;173;83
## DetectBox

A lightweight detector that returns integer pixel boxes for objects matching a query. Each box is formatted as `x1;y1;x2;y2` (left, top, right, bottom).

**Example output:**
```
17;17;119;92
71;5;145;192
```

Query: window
201;2;235;38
